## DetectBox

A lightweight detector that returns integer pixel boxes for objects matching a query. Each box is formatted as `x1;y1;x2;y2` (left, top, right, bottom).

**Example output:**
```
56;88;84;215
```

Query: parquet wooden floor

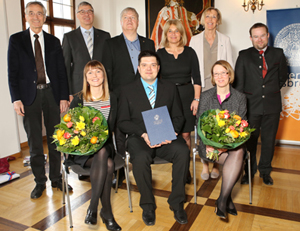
1;134;300;231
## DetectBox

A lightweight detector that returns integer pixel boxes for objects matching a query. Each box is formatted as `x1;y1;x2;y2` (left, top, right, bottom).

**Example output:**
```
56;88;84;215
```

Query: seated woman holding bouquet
70;60;121;230
196;60;247;219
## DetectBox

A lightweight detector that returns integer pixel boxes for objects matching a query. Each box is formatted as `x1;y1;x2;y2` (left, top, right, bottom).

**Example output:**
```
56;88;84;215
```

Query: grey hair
120;7;139;21
77;1;93;11
25;1;46;15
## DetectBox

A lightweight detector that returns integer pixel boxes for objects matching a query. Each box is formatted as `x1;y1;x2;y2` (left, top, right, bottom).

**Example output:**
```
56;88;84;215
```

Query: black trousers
23;87;61;184
245;113;280;176
127;135;190;211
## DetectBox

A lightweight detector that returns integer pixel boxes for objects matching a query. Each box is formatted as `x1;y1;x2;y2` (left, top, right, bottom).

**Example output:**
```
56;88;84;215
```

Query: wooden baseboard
20;136;47;149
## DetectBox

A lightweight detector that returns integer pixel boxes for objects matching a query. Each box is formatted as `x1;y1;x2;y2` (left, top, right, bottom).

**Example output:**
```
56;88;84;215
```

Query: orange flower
230;130;239;138
233;115;241;121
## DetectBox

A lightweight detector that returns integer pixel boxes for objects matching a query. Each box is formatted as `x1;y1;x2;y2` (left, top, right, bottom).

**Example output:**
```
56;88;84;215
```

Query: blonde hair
200;7;222;27
160;19;187;48
211;60;234;86
82;60;109;102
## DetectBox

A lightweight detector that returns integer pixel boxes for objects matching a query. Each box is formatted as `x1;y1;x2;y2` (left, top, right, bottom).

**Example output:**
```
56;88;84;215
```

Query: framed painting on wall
146;0;215;49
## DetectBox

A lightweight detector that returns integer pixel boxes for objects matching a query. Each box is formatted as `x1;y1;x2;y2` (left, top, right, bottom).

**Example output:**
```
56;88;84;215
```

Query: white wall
215;0;300;62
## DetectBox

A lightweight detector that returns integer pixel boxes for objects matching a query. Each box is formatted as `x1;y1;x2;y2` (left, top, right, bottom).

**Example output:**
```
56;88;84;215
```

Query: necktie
85;31;93;59
148;85;155;108
34;34;46;84
259;50;267;78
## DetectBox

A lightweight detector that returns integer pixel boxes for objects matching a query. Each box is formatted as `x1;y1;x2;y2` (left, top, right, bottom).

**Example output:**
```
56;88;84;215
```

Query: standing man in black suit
118;50;190;226
102;7;155;187
234;23;288;185
62;1;110;101
8;1;71;199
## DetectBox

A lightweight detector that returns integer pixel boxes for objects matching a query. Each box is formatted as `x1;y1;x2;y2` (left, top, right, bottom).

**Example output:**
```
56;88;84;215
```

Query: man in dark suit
8;1;71;199
102;7;155;187
118;50;190;226
62;1;110;100
234;23;288;185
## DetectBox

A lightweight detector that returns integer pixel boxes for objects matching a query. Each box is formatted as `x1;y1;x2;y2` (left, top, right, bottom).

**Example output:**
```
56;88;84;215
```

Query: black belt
37;83;50;89
175;81;191;86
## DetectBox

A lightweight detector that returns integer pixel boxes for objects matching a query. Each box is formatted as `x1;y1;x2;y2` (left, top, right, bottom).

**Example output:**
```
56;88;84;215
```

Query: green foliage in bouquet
52;105;108;155
197;109;255;161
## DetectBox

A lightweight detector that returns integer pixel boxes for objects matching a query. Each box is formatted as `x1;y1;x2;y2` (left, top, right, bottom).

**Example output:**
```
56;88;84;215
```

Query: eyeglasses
77;9;94;15
27;11;45;17
213;71;228;78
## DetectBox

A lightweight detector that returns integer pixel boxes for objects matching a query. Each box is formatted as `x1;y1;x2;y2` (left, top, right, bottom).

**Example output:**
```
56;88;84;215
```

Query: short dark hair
25;1;46;15
249;23;269;36
77;1;93;11
138;50;160;66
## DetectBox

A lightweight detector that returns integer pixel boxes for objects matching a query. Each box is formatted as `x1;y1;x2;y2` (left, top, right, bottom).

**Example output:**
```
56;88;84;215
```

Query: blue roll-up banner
267;8;300;144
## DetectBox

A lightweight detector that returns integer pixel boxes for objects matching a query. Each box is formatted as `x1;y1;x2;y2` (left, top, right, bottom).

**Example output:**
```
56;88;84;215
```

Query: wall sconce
242;0;265;13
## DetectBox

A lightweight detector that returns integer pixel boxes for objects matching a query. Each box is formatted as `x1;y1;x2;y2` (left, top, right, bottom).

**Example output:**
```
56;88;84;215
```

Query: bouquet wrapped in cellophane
52;105;108;155
197;109;255;161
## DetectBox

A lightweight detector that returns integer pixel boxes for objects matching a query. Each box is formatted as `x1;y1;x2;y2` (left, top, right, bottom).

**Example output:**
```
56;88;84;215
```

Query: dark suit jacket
62;27;111;95
234;46;288;115
8;29;69;106
117;78;185;137
102;34;155;97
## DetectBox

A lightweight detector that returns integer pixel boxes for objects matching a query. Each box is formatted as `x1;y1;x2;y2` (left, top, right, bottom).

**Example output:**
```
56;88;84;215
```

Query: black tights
215;146;244;213
84;147;114;218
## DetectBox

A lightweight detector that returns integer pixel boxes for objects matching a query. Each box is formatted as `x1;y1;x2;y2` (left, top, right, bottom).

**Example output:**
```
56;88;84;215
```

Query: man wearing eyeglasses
234;23;288;186
62;1;110;101
7;1;71;199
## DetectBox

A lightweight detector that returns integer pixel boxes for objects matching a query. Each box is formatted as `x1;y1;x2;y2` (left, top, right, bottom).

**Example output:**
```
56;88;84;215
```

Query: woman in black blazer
70;61;121;230
196;60;247;219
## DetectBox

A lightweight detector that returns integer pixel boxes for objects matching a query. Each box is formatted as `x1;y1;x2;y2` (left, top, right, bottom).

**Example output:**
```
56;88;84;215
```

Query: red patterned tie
259;50;267;78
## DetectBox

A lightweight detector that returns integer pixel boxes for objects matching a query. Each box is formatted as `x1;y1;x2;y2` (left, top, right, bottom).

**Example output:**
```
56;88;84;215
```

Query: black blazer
8;29;69;106
234;46;288;115
117;78;185;137
102;34;155;97
62;27;111;95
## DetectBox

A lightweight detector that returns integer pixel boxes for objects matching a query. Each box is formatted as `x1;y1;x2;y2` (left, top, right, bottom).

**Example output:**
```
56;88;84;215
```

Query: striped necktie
85;31;93;59
148;85;155;108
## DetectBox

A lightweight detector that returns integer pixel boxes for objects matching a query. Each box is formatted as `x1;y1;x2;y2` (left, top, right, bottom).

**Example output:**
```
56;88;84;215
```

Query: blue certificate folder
141;106;177;146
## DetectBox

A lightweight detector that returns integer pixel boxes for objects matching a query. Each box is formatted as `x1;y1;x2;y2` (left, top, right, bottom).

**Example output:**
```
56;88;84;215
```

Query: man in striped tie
118;50;190;226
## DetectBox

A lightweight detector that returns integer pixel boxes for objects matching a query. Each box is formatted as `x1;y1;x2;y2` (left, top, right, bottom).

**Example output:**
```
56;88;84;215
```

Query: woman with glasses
190;7;234;181
196;60;246;219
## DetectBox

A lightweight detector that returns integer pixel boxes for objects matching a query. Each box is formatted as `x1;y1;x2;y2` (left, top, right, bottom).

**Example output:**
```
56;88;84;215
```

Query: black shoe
261;174;273;185
142;210;155;226
30;184;46;199
226;198;237;216
170;206;188;224
85;210;97;225
241;174;250;184
100;211;122;231
214;201;227;219
112;174;125;189
51;179;73;192
186;170;192;184
78;175;89;181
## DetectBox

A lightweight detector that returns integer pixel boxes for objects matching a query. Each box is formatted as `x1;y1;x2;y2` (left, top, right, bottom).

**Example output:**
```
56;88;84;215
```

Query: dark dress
157;46;201;132
69;92;117;167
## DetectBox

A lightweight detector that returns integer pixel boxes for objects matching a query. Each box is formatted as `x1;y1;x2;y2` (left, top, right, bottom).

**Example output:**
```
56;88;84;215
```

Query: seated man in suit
118;50;190;226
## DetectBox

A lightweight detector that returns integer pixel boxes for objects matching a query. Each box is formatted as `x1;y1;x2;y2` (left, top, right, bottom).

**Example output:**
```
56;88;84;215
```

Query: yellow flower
79;116;85;122
240;132;248;138
230;130;239;138
59;138;66;145
76;121;86;131
233;115;241;121
71;136;80;146
218;120;226;127
53;135;57;139
235;120;241;126
104;130;108;135
56;129;65;140
216;114;220;122
225;128;231;133
80;131;86;136
219;110;225;114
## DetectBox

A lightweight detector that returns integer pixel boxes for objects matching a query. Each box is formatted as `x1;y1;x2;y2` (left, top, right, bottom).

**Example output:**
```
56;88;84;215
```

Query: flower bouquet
52;105;109;155
197;109;255;161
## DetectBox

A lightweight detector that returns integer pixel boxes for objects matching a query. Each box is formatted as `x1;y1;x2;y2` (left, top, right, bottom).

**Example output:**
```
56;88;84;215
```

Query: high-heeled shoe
85;209;97;225
214;201;227;219
100;211;122;231
226;207;238;216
